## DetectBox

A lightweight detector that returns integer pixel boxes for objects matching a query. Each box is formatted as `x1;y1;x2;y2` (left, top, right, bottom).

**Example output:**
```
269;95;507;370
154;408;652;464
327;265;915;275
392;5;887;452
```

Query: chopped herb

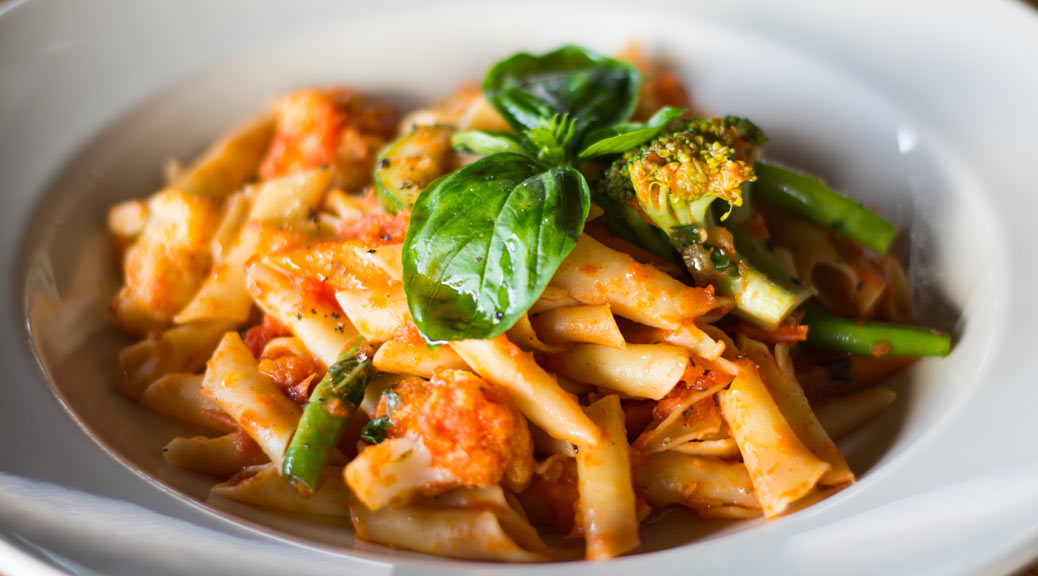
361;417;393;444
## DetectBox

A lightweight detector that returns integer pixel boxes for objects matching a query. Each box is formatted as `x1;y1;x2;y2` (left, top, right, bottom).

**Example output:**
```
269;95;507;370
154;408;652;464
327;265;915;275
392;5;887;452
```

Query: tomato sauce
243;314;291;359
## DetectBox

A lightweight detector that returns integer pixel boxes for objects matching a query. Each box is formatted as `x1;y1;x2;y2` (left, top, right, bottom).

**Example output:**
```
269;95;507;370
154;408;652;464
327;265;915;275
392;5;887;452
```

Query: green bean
802;304;951;357
280;339;374;494
752;161;896;254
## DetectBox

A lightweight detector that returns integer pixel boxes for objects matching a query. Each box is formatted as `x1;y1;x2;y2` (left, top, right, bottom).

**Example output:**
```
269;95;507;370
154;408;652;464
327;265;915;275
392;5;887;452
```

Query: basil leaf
403;153;589;343
578;106;686;158
483;45;640;148
451;130;532;158
360;416;392;444
524;113;578;165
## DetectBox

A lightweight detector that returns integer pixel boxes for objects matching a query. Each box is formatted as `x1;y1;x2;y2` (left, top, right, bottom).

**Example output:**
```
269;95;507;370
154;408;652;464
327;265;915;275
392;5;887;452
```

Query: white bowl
3;1;1038;574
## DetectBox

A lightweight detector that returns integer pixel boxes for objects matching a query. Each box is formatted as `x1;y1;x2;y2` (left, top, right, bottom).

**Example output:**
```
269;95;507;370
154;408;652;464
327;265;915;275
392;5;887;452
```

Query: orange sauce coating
375;369;533;490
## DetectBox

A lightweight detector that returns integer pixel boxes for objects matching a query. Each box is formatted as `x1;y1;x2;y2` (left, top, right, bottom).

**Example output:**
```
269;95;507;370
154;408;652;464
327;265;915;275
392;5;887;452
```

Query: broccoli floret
595;116;812;328
621;116;765;231
594;116;765;260
592;155;676;259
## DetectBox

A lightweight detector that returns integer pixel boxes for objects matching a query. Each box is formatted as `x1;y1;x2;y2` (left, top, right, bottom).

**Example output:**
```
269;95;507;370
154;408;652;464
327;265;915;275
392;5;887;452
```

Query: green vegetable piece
451;130;531;158
670;222;811;328
374;124;455;213
280;340;374;494
596;116;809;327
709;247;734;271
726;223;814;327
483;45;640;157
623;116;765;230
524;113;578;164
591;196;676;261
591;148;677;260
579;106;685;159
403;152;589;344
360;416;392;445
802;304;951;357
752;161;897;254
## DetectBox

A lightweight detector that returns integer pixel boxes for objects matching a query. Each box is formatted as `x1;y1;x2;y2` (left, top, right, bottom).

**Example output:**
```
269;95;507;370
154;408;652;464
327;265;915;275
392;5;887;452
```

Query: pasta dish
107;44;950;562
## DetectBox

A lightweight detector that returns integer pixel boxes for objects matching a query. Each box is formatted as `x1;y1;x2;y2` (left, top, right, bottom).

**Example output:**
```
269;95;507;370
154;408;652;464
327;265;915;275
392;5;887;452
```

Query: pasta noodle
162;431;269;478
635;451;760;512
544;343;689;400
738;335;854;487
506;313;567;354
717;364;831;518
140;373;234;433
551;234;717;331
118;320;234;398
246;262;357;368
528;304;626;349
170;116;275;200
371;339;468;379
334;285;409;342
575;395;640;560
349;486;550;562
201;333;302;464
174;170;332;325
213;463;351;516
112;189;219;334
209;190;252;264
451;336;599;446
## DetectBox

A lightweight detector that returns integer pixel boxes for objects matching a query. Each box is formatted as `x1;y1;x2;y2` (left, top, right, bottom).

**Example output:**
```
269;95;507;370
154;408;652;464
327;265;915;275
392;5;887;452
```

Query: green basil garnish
451;130;533;159
403;153;589;344
360;416;392;445
483;45;639;160
578;106;685;159
399;45;642;343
